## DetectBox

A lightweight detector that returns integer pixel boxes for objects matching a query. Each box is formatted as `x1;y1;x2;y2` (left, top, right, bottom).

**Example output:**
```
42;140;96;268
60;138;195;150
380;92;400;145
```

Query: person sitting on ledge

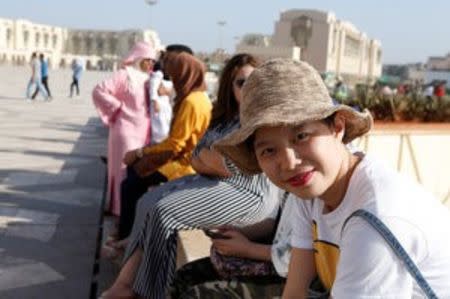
100;54;280;299
214;58;450;298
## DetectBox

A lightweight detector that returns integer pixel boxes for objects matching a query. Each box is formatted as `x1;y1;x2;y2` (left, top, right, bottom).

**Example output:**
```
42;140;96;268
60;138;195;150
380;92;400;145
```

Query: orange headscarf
164;52;206;110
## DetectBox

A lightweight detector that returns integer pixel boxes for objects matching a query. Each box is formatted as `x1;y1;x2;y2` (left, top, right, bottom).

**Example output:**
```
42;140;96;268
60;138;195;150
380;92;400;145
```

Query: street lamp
145;0;158;29
217;20;226;51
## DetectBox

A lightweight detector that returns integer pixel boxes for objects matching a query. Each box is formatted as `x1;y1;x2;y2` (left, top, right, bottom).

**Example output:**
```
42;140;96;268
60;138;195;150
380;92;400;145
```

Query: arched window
109;36;118;54
86;36;93;55
52;34;58;48
44;33;49;48
97;38;104;54
35;32;41;47
290;16;313;49
23;30;29;47
72;36;80;54
6;28;12;46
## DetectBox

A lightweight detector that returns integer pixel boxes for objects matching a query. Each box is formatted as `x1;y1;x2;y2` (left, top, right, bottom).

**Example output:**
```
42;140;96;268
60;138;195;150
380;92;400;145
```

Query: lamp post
217;20;226;51
145;0;158;28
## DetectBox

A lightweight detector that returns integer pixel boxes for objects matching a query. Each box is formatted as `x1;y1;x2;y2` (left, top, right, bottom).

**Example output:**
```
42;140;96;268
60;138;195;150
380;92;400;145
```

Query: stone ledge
176;230;212;269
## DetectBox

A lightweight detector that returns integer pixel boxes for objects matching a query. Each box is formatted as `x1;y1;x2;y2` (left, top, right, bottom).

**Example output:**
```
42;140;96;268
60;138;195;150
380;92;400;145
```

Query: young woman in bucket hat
214;59;450;298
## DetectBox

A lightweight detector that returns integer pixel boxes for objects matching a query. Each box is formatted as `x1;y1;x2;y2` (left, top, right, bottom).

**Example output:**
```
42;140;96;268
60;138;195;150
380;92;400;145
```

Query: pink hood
121;41;157;66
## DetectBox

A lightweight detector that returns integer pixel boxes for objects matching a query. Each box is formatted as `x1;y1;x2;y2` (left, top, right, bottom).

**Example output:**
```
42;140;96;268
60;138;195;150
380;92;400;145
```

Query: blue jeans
26;77;48;100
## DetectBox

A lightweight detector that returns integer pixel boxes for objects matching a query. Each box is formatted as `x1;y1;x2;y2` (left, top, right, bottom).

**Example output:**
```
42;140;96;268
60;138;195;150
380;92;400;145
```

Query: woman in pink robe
92;41;157;217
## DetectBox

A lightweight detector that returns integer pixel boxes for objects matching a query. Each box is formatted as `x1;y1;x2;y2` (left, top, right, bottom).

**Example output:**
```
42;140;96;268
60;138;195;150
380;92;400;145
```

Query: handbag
209;245;277;280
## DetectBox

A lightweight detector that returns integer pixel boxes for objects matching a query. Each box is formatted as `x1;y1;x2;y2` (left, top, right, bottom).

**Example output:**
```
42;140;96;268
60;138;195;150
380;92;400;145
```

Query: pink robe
92;69;151;216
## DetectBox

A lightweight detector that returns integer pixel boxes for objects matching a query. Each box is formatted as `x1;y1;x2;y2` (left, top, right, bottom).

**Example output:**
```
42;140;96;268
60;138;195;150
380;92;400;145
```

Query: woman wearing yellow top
118;52;212;240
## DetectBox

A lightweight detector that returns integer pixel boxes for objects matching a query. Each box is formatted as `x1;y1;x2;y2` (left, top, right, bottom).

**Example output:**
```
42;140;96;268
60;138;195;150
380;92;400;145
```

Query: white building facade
0;18;162;70
236;9;382;83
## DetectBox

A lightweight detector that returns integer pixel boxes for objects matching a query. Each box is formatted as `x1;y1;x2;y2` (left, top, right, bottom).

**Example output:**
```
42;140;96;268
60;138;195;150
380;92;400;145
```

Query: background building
236;9;382;84
426;53;450;87
0;17;162;70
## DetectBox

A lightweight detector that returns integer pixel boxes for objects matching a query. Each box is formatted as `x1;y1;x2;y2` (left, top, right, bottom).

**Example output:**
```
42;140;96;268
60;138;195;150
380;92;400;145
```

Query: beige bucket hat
213;58;373;175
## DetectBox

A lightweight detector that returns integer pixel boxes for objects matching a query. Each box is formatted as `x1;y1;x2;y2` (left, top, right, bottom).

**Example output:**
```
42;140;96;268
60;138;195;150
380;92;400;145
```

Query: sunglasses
234;78;246;89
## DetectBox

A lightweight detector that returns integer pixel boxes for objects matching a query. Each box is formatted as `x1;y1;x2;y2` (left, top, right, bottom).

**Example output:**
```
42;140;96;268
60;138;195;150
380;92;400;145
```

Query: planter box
354;122;450;207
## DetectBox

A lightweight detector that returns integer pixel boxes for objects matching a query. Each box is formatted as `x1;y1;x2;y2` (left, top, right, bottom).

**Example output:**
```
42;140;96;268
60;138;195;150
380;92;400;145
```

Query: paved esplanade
0;66;110;298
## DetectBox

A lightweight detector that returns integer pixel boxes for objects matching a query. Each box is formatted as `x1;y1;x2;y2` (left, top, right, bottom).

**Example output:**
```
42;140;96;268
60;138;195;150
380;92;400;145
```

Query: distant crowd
25;51;83;101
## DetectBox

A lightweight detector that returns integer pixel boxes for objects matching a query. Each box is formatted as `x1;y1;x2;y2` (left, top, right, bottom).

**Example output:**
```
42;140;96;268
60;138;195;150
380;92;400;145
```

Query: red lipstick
287;171;314;187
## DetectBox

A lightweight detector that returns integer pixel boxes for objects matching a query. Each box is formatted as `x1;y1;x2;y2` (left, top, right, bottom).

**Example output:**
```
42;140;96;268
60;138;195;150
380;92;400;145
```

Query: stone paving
0;65;213;299
0;65;110;299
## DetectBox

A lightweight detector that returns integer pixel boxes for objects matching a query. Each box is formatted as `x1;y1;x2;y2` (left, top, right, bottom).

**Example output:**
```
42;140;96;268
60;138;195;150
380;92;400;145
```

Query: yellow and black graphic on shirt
312;220;340;290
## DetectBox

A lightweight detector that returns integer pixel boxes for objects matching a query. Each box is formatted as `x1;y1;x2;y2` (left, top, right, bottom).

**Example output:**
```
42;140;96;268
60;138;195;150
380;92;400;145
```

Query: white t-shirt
149;70;173;144
271;194;296;277
291;154;450;298
425;86;434;97
31;58;41;80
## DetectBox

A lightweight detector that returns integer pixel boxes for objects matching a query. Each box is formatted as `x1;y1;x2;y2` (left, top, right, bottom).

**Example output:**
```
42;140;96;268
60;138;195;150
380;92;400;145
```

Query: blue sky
2;0;449;64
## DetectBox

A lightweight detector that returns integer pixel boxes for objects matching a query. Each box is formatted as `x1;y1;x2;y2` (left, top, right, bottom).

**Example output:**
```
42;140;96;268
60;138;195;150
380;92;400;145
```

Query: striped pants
122;174;277;299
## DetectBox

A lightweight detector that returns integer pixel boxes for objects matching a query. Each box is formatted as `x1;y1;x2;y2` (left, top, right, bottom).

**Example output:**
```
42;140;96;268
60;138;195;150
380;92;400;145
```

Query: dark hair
165;44;193;55
39;53;44;59
323;112;336;127
153;61;162;72
211;53;260;127
161;45;194;80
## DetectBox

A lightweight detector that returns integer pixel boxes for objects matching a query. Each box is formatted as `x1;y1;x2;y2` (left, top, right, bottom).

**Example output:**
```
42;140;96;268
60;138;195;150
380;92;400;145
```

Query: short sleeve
271;196;297;277
290;198;314;250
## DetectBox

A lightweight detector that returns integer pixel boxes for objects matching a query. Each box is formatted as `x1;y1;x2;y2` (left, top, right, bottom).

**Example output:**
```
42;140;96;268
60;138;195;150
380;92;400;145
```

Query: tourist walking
32;53;52;99
92;41;156;217
26;52;48;101
70;58;83;97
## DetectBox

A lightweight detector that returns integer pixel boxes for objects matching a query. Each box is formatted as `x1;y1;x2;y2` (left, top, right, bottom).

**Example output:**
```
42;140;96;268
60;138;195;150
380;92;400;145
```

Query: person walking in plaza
70;58;83;97
215;58;450;298
32;53;52;100
99;54;280;299
26;52;48;101
92;41;157;217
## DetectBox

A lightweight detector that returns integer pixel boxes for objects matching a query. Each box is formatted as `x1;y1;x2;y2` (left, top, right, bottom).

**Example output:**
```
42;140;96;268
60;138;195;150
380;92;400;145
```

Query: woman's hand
212;229;253;258
132;150;174;178
133;155;156;177
158;84;173;97
123;149;138;165
152;100;160;113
